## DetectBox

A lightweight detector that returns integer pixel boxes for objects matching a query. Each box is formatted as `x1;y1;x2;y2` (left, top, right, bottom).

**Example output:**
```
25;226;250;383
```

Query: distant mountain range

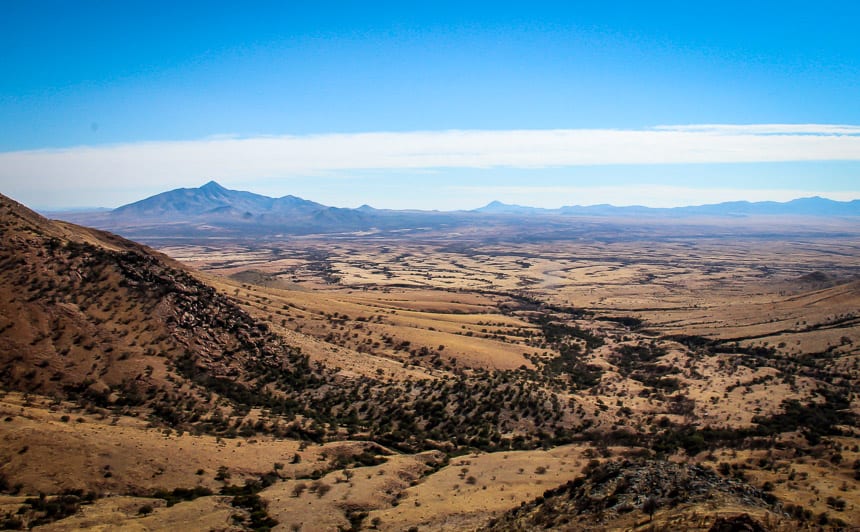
113;180;327;218
475;196;860;217
50;181;860;239
61;181;382;236
112;180;372;226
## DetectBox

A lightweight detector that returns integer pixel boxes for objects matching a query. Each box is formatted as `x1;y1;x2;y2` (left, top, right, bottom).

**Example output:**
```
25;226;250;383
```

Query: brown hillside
484;459;801;531
0;192;314;434
2;193;858;529
0;193;588;451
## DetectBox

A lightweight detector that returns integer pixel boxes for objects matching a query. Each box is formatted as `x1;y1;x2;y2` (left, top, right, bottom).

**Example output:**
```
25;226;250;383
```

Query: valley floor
2;205;859;530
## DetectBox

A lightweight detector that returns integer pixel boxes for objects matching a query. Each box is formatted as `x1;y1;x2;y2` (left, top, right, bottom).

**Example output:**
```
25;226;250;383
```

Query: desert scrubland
2;195;858;530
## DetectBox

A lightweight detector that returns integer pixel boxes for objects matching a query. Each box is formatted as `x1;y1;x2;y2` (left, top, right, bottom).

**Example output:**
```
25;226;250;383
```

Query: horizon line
32;180;859;214
4;123;859;211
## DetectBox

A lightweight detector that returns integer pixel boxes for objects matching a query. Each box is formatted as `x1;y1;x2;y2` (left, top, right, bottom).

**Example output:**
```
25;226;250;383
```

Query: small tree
292;482;307;498
138;504;154;516
643;496;658;522
215;466;230;482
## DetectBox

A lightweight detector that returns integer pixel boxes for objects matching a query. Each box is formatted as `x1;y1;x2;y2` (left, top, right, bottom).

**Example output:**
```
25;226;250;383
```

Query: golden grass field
2;197;858;530
153;224;860;529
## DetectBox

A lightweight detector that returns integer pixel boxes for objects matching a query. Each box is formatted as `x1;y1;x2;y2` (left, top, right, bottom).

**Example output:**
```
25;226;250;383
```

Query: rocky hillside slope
0;193;315;431
0;193;584;449
484;459;801;531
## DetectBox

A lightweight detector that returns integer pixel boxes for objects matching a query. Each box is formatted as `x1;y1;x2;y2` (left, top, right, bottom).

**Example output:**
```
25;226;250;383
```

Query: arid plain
161;217;860;529
2;197;859;530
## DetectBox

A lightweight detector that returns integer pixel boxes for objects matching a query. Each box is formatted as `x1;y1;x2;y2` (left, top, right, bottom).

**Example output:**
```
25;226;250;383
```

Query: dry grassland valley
1;185;859;531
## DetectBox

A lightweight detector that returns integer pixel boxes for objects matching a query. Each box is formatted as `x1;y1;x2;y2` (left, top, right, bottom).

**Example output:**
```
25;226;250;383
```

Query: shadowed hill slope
0;193;315;429
0;193;583;450
484;459;804;531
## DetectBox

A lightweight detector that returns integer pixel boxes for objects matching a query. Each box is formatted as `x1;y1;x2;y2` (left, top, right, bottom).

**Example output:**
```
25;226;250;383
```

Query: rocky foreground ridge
484;459;794;531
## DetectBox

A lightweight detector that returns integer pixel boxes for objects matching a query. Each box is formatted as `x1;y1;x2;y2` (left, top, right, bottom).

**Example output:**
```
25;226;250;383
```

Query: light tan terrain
2;193;859;530
163;222;859;528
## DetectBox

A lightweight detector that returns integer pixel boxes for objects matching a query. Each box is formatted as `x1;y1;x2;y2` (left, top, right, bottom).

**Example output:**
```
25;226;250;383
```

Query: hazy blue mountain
103;182;860;222
477;196;860;217
112;180;253;216
111;180;323;218
668;196;860;216
270;194;326;215
475;201;552;215
50;183;859;242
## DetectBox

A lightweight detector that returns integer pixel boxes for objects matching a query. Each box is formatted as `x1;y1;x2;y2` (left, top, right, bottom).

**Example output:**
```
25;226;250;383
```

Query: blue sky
1;1;859;209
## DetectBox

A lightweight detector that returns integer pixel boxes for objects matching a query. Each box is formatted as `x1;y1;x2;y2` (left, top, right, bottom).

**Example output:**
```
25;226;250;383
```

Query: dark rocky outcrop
484;459;787;531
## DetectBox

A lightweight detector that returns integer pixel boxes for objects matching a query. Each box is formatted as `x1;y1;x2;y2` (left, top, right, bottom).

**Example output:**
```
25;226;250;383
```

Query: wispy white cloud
653;124;860;135
1;124;859;207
